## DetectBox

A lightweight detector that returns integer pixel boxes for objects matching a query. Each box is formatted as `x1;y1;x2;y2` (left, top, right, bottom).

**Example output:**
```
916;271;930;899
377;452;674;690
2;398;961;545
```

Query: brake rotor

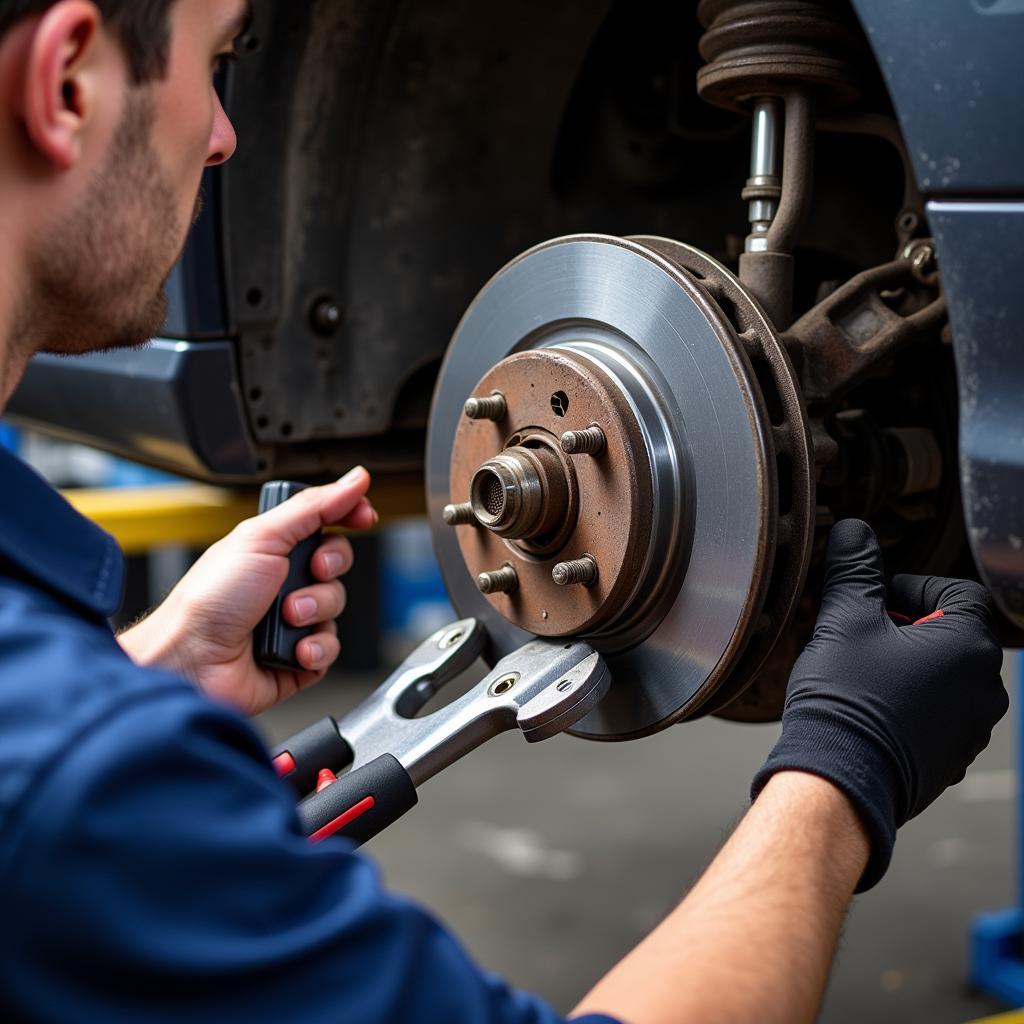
426;234;814;739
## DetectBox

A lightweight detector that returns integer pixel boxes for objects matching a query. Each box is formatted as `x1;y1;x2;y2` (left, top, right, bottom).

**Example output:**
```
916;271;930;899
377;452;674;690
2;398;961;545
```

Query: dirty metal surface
787;257;946;405
427;235;772;739
449;350;654;638
224;0;615;451
696;0;864;112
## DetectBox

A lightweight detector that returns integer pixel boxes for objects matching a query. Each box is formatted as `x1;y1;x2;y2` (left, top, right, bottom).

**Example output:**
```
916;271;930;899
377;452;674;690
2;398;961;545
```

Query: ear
20;1;103;170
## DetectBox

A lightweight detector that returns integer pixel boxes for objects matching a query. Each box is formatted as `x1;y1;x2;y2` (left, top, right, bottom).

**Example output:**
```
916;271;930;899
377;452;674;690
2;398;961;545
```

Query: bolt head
311;300;342;335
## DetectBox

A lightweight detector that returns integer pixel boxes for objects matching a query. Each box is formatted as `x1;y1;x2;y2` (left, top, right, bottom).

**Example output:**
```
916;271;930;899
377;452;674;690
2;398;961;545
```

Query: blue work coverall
0;447;618;1024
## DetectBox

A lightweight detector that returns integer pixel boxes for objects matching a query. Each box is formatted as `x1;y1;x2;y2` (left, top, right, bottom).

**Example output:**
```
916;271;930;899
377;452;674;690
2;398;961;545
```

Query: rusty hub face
449;349;655;637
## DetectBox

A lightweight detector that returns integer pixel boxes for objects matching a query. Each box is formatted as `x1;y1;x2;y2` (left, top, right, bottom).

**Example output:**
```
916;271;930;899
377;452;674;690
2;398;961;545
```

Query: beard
18;87;192;357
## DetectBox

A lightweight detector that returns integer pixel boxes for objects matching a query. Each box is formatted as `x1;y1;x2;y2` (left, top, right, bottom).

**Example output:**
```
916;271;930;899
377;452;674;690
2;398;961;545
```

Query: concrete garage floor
257;652;1020;1024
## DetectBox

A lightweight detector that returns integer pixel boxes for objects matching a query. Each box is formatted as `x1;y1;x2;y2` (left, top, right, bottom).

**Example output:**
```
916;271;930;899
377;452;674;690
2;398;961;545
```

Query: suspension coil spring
696;0;863;112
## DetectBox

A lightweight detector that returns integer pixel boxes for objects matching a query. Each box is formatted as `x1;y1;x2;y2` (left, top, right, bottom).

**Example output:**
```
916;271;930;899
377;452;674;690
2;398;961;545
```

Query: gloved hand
752;518;1007;891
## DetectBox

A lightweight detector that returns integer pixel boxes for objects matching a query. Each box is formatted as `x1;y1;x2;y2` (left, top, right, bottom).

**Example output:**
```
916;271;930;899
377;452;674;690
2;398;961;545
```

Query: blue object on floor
0;423;18;452
970;656;1024;1006
380;520;454;642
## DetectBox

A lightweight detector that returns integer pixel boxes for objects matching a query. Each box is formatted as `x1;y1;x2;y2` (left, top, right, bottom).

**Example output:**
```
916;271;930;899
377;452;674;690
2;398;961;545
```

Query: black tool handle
271;716;354;797
253;481;323;671
297;754;418;847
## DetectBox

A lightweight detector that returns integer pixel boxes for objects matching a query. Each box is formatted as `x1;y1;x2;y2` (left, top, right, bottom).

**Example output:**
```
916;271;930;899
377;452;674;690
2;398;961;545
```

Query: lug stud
477;564;518;595
443;502;477;526
552;554;598;588
560;425;606;456
464;392;507;422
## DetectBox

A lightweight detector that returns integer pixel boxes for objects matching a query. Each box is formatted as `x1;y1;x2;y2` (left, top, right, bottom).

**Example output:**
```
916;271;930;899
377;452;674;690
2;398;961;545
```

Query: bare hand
119;467;376;715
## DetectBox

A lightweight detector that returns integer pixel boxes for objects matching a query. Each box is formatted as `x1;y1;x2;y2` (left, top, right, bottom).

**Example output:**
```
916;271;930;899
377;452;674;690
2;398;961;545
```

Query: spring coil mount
697;0;863;111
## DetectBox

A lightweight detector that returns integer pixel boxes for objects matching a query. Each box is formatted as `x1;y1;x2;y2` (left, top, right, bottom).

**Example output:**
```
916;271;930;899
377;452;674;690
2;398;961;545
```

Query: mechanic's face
145;0;242;260
25;0;244;356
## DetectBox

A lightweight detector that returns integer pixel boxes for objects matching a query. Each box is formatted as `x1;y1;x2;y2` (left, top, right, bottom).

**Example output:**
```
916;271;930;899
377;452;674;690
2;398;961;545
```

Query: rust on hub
449;349;654;637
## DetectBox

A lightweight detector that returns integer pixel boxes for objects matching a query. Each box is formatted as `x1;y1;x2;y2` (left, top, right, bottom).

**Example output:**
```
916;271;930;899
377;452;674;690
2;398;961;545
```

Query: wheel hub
449;348;662;638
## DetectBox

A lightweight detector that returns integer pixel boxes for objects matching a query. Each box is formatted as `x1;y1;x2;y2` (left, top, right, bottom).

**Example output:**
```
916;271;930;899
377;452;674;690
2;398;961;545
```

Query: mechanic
0;1;1009;1022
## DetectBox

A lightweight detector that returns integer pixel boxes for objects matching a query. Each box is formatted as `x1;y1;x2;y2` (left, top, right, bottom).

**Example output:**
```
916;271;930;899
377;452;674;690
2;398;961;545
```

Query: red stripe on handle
273;752;296;776
309;796;376;843
913;609;945;625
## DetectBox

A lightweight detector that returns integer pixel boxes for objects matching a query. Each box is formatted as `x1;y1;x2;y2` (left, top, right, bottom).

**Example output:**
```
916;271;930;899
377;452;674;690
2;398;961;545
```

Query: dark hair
0;0;175;82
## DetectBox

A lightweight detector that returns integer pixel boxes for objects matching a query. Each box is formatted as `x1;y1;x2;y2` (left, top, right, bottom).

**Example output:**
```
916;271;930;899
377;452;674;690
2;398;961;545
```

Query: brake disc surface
426;234;784;739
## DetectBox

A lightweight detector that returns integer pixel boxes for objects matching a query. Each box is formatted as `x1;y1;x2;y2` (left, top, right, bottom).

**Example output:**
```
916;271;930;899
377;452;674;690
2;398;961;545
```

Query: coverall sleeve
0;682;619;1024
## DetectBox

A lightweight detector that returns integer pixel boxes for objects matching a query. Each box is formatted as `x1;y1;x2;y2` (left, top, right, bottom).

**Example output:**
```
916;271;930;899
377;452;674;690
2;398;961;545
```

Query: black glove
752;519;1007;891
